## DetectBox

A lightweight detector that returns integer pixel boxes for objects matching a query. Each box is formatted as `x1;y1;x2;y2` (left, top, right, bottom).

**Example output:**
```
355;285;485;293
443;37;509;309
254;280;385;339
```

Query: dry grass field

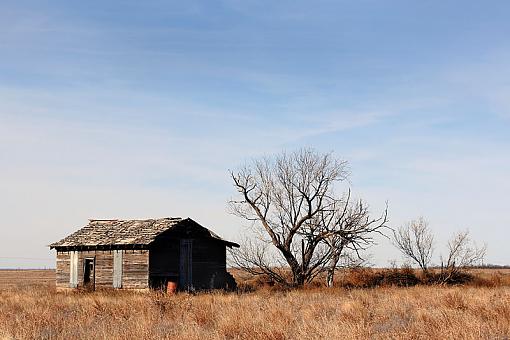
0;269;509;339
0;270;54;289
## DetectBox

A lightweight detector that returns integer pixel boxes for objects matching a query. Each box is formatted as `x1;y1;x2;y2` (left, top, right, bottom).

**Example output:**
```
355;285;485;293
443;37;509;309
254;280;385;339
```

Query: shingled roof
49;217;239;249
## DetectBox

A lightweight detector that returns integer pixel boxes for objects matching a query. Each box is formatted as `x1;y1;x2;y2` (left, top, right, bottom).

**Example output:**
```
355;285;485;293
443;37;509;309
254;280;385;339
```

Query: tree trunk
326;253;340;288
290;264;306;287
294;274;305;287
326;269;334;287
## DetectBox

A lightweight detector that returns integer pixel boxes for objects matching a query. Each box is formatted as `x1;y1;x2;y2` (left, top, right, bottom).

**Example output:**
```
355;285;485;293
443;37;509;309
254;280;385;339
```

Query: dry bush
424;270;475;285
236;267;502;290
338;268;380;288
377;267;421;287
338;267;421;288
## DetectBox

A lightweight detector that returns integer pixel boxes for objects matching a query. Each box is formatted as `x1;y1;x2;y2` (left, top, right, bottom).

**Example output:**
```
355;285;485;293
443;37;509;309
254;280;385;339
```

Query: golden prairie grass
0;287;509;339
0;270;509;339
0;270;54;289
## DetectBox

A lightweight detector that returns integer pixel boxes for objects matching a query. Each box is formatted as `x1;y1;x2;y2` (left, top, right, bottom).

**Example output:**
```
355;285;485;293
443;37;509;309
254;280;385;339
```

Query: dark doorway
83;258;95;290
179;240;192;290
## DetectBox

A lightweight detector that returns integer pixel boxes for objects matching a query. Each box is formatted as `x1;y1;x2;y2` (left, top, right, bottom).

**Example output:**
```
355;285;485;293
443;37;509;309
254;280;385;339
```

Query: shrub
340;268;421;288
424;270;474;285
379;267;421;287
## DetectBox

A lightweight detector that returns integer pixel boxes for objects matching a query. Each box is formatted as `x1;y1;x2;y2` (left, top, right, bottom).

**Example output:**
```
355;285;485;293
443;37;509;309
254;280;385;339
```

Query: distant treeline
427;264;510;270
472;264;510;269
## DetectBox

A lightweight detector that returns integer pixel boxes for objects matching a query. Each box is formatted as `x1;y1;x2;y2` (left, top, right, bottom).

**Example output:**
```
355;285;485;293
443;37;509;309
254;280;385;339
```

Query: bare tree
229;148;387;287
440;230;486;280
317;191;388;287
392;217;434;272
393;218;487;283
325;251;368;287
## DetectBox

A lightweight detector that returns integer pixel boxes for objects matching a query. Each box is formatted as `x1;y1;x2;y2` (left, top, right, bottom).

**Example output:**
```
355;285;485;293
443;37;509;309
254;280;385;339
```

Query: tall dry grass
0;284;509;339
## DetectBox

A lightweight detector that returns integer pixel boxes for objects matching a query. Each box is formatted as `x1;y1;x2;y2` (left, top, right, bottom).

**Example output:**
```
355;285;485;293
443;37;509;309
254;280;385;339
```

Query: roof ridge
88;217;182;222
49;217;239;249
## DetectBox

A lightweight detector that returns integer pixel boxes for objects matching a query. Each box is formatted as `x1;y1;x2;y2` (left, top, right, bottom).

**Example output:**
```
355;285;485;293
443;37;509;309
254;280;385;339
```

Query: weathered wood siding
113;250;123;288
72;250;113;288
91;251;113;287
55;249;149;289
56;251;71;288
122;250;149;289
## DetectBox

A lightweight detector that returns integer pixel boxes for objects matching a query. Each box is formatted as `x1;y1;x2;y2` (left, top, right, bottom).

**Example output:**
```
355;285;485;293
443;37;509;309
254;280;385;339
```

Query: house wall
148;237;229;290
122;250;149;289
56;251;71;288
149;239;180;277
191;239;227;290
55;249;149;289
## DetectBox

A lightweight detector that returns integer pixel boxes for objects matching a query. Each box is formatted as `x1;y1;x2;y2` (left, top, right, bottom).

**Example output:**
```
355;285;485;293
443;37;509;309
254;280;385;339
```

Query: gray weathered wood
122;250;149;289
69;251;78;288
113;250;123;288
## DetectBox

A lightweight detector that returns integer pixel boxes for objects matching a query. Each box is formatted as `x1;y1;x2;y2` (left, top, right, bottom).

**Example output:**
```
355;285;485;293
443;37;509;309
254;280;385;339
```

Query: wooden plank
56;251;70;288
122;250;149;289
93;251;113;288
113;250;123;288
69;251;78;288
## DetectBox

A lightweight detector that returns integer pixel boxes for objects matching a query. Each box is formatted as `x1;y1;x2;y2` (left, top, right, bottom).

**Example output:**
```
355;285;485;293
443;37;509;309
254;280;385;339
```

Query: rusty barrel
167;280;178;294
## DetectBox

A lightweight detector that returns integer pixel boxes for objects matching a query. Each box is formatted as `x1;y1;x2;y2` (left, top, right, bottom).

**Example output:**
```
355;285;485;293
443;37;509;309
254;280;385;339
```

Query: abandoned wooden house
49;217;239;291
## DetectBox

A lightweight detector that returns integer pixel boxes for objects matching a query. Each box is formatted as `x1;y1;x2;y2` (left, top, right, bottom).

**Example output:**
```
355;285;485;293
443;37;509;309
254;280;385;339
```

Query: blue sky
1;1;509;267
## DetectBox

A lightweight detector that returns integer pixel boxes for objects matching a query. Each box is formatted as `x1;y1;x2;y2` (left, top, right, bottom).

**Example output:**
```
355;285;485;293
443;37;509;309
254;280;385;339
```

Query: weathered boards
50;217;239;291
